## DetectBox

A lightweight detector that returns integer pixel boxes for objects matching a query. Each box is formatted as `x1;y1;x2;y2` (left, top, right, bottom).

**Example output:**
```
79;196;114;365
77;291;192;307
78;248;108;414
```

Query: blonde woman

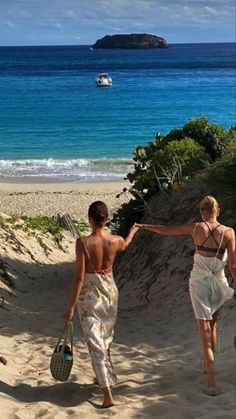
64;201;138;408
136;196;236;395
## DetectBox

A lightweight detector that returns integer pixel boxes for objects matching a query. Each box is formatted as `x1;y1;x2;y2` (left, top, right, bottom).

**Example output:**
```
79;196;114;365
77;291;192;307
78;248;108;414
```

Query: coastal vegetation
0;215;89;240
111;116;236;236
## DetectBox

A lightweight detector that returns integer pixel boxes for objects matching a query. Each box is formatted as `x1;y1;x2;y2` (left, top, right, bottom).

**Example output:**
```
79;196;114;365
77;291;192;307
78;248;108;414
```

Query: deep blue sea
0;43;235;181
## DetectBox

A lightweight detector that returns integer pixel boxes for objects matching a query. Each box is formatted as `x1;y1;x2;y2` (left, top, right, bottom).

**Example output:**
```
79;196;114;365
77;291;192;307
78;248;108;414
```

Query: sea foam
0;158;133;181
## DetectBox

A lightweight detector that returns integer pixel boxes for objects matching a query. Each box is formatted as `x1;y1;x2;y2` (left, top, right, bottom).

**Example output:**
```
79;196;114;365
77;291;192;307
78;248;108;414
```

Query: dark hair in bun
88;201;109;227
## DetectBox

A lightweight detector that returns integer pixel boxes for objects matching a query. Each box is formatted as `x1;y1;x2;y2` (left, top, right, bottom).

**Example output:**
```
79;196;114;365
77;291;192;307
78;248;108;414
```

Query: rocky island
92;33;168;49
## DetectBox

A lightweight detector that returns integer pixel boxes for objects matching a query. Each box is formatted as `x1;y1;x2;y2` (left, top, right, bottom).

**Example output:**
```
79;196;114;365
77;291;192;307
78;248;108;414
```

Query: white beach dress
77;238;118;387
189;228;234;320
77;271;118;387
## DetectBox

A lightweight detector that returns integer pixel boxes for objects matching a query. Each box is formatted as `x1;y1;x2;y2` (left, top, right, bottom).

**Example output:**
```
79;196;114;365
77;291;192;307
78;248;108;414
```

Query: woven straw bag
50;322;73;381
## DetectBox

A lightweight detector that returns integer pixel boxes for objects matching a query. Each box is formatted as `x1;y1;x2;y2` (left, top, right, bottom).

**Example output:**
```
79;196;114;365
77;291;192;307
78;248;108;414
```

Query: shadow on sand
0;380;95;407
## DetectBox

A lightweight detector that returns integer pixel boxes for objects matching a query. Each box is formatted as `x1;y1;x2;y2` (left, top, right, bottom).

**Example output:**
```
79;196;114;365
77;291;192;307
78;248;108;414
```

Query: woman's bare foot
102;399;114;409
205;386;217;396
102;386;114;408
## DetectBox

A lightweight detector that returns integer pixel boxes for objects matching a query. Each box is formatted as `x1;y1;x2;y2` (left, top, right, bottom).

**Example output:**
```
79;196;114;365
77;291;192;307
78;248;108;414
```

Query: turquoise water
0;43;235;181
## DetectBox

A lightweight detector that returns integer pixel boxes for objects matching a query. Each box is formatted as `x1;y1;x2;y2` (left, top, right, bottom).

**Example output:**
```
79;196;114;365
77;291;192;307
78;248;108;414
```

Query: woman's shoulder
102;233;125;248
196;221;231;230
101;230;122;241
105;233;124;246
77;232;120;244
76;235;87;244
221;225;235;236
195;221;209;230
110;233;125;241
76;235;92;250
76;236;86;249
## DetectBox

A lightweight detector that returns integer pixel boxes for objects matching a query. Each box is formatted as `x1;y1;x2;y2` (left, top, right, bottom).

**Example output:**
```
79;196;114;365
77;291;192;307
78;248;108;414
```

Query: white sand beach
0;182;235;418
0;180;130;220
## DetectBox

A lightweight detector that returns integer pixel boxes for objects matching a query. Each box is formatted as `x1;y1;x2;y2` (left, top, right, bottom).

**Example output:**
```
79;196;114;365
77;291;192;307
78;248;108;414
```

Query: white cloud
160;6;169;12
6;20;16;27
0;0;234;44
65;10;77;18
204;6;218;15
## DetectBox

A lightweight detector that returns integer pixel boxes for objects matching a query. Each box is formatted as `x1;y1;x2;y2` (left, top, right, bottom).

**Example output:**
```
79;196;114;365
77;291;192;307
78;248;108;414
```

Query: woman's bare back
194;221;232;259
81;231;124;273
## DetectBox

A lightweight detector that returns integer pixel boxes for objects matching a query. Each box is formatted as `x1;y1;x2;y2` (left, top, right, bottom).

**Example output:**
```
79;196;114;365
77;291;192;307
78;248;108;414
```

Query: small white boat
96;73;112;87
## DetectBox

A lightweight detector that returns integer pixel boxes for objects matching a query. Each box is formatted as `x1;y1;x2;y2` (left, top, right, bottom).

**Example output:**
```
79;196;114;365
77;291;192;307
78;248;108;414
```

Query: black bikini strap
200;222;221;247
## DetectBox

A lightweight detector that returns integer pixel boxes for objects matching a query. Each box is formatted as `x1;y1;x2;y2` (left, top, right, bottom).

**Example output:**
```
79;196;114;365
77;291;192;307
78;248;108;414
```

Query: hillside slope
114;182;236;315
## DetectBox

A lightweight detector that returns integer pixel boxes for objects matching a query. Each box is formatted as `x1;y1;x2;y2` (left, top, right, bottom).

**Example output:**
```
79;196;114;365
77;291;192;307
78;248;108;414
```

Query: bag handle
55;321;73;354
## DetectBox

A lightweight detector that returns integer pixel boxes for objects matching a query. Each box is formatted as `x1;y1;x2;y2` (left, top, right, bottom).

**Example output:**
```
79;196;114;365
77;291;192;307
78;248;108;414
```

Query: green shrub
182;116;229;161
207;146;236;187
127;137;207;197
0;214;90;241
73;220;90;234
158;128;184;148
111;198;144;236
0;215;64;240
113;117;234;235
227;126;236;143
153;137;206;178
21;216;63;236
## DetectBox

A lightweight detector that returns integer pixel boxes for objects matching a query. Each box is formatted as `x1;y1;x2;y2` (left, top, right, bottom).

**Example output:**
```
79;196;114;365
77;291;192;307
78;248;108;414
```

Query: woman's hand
63;308;74;326
123;223;141;249
130;223;140;234
134;223;143;229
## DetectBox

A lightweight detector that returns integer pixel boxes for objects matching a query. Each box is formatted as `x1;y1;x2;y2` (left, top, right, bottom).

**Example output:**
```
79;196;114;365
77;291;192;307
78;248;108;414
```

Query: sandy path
0;250;235;418
0;209;235;419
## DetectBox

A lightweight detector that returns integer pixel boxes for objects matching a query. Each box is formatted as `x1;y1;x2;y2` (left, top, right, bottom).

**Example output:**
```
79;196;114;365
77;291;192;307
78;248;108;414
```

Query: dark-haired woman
136;196;236;395
64;201;138;408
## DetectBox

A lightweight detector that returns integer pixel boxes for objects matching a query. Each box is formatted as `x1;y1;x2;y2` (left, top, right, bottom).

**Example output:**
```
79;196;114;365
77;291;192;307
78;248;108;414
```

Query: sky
0;0;235;46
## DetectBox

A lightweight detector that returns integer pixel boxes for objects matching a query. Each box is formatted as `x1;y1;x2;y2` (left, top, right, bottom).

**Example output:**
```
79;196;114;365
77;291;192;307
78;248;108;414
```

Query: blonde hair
200;195;219;215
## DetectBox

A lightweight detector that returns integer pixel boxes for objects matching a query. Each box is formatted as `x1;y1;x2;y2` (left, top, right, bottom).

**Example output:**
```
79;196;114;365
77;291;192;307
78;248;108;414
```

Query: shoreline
0;179;129;192
0;179;130;219
0;176;126;185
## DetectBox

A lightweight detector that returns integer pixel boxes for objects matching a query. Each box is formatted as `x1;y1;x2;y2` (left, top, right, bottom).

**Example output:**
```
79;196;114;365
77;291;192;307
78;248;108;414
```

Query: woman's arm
64;238;85;325
119;224;139;251
136;223;196;236
227;228;236;282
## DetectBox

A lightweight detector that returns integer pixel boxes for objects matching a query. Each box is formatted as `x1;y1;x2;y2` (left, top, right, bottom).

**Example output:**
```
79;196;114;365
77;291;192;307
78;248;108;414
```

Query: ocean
0;43;235;181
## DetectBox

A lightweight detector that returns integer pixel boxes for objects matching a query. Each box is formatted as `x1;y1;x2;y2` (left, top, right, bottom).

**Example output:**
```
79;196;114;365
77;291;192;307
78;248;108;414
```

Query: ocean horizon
2;41;235;47
0;42;235;182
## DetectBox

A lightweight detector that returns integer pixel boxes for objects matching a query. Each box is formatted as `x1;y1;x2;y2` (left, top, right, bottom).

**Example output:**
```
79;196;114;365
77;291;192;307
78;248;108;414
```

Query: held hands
129;223;140;234
132;223;145;231
134;223;143;229
125;223;141;248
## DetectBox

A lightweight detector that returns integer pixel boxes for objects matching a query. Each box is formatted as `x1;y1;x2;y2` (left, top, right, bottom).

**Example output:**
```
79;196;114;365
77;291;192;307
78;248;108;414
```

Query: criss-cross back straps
200;222;221;247
214;228;225;262
196;228;225;274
